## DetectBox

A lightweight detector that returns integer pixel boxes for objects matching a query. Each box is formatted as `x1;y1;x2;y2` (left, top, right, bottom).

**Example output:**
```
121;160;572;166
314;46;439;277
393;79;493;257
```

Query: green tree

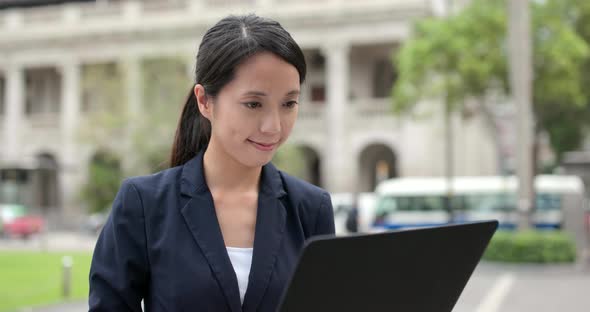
272;144;307;179
543;0;590;157
81;151;123;213
79;57;191;212
78;63;127;213
392;0;590;166
532;0;590;161
133;57;191;172
79;62;127;152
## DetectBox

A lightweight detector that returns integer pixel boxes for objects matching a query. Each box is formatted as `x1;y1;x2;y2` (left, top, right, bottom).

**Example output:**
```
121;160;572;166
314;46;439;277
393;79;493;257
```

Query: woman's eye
244;102;261;109
284;101;298;108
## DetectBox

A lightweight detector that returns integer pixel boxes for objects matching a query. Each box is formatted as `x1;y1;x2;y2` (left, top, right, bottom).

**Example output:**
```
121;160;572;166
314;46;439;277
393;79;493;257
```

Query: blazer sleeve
89;179;149;312
313;192;336;236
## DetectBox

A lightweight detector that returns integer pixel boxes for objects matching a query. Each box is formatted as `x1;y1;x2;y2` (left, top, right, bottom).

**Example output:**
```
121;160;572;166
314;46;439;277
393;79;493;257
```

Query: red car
0;205;44;239
3;215;44;238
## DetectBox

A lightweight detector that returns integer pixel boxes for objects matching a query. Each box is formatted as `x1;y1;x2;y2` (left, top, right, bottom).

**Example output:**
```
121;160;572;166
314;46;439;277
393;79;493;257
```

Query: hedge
483;230;577;263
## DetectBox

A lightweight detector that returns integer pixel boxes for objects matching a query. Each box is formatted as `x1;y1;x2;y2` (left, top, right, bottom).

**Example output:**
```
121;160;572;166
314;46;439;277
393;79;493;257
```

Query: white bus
372;175;586;231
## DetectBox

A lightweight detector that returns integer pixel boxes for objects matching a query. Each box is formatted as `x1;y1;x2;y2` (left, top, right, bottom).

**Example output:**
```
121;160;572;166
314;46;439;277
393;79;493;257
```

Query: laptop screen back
277;220;498;312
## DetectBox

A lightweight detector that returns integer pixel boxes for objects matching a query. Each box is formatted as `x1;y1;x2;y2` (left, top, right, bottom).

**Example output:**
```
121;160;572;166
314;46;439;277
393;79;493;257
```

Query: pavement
0;231;97;252
453;262;590;312
24;301;88;312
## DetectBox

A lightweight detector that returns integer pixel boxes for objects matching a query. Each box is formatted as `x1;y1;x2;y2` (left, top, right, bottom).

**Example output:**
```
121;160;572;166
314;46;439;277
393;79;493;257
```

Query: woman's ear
194;84;212;120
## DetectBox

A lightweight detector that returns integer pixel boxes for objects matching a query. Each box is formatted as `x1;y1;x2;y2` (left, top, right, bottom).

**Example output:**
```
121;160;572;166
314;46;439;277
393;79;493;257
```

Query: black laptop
277;220;498;312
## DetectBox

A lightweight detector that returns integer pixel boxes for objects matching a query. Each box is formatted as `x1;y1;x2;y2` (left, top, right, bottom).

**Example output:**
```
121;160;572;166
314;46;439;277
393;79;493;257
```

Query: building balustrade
0;0;426;31
27;112;61;128
296;97;397;134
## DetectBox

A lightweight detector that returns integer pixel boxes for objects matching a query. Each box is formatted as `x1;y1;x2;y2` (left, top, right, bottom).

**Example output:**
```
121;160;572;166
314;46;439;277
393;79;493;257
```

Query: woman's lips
248;139;277;151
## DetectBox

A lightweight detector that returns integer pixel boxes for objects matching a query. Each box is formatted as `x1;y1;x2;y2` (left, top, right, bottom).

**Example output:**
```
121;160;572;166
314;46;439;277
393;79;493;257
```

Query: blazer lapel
242;162;287;312
179;152;242;312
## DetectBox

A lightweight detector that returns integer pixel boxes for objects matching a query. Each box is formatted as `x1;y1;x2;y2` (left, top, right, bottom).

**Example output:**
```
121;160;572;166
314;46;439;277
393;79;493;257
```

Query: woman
89;14;335;312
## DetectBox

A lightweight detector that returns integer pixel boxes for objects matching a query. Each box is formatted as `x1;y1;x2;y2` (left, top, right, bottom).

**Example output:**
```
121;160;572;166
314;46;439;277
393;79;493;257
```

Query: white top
226;246;253;304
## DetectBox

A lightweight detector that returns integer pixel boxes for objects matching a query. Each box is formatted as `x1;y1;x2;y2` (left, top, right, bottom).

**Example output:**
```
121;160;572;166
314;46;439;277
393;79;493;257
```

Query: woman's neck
202;140;262;193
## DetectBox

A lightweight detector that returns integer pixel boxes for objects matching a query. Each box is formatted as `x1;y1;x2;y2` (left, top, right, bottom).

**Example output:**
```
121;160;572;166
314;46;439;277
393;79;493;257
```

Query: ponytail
169;87;211;167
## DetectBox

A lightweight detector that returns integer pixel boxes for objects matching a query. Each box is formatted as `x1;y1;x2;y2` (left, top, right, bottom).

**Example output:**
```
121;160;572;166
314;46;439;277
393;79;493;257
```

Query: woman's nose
260;109;281;134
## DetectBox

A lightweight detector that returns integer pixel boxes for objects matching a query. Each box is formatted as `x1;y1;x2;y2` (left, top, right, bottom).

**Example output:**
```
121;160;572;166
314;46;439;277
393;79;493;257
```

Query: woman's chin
241;152;276;168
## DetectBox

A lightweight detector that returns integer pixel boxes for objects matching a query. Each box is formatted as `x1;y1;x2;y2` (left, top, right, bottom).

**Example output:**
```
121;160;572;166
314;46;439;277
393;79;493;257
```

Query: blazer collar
180;150;286;199
179;151;287;312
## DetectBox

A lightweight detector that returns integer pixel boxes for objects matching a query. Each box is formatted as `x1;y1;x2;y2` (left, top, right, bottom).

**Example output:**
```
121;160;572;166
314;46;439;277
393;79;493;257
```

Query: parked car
0;204;44;239
0;204;26;236
81;211;109;235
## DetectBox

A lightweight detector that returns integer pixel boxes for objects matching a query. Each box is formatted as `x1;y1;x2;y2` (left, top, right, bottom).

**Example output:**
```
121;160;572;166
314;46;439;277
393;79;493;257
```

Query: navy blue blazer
88;151;335;312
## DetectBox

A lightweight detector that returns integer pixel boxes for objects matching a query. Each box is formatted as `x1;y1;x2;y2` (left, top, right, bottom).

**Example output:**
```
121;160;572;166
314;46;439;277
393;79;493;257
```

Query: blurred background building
0;0;566;227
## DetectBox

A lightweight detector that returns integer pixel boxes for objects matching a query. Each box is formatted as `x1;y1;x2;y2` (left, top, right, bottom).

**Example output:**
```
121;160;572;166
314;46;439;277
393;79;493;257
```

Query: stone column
59;60;82;223
321;42;350;192
122;57;142;174
2;64;25;163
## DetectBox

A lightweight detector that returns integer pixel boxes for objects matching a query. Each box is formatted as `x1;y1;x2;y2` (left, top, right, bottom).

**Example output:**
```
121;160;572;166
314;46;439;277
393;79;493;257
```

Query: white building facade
0;0;500;225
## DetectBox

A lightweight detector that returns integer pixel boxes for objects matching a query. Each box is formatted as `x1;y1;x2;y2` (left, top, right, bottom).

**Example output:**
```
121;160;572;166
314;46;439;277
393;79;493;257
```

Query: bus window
376;196;446;213
374;196;397;221
463;193;516;212
373;195;449;229
409;196;445;211
535;193;561;211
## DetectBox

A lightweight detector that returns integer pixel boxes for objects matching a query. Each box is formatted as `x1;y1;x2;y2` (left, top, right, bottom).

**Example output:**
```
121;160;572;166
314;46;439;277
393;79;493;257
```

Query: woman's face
197;51;301;168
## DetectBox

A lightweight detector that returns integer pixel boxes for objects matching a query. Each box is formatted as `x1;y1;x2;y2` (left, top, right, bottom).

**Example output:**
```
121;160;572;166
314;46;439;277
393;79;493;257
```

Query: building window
25;68;61;116
372;59;397;98
311;85;325;102
309;51;325;69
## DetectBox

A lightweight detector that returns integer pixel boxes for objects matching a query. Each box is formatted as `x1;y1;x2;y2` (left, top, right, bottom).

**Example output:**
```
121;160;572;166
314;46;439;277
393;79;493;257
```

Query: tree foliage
79;62;127;152
133;57;191;172
81;151;123;213
392;0;590;162
272;144;307;180
79;57;190;212
79;63;127;213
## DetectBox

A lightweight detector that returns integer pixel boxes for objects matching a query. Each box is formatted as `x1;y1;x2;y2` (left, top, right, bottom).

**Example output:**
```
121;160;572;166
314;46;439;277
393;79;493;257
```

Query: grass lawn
0;251;92;312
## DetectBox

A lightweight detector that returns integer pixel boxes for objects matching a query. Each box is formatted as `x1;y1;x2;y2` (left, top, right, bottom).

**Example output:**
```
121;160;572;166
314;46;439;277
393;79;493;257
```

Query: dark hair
169;14;307;167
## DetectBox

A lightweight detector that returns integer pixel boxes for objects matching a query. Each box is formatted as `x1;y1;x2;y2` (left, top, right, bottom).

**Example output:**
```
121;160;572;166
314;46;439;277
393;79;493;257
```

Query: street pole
507;0;534;230
62;256;73;299
444;96;455;222
441;0;455;222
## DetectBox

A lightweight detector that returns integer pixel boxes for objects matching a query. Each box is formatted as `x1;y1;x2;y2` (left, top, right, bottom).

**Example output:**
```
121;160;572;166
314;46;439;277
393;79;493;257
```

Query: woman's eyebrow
242;91;267;97
241;90;300;97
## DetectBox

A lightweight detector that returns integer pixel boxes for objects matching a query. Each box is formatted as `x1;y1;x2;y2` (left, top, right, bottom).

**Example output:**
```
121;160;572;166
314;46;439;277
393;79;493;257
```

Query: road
454;262;590;312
